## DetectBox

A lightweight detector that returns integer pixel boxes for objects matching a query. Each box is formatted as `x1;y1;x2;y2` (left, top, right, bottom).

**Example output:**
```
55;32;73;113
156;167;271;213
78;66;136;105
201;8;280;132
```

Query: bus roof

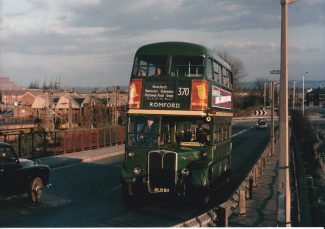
135;41;231;70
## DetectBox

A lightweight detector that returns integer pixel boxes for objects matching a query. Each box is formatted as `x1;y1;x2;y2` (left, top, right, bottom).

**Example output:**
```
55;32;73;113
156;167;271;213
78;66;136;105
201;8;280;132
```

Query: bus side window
206;58;213;80
222;67;230;87
227;70;233;88
213;61;221;83
139;59;149;76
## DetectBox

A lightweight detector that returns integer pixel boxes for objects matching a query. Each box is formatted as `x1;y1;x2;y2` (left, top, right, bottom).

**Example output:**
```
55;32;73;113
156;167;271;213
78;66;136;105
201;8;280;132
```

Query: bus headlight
133;167;142;176
181;168;189;176
127;152;135;157
201;151;208;158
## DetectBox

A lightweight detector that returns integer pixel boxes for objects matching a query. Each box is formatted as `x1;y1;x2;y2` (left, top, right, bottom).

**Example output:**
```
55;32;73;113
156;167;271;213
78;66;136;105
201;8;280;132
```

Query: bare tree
254;77;267;95
215;50;247;89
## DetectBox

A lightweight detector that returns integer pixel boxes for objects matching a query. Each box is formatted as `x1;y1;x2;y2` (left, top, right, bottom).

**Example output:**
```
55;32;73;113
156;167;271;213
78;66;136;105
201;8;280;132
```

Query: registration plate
153;188;170;193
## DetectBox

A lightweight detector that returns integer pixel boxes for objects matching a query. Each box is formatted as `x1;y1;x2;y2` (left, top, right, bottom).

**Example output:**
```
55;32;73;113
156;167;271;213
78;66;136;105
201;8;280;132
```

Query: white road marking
231;126;254;138
107;184;122;195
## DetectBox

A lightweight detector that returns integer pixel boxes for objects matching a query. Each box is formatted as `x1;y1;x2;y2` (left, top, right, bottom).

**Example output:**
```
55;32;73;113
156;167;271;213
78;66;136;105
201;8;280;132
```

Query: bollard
238;189;246;216
253;166;258;186
217;201;233;227
248;177;254;199
217;207;230;227
257;162;262;178
259;160;264;177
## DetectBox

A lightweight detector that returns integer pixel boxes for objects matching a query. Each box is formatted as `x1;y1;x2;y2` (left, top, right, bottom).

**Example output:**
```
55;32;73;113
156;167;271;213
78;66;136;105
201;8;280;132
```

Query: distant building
0;76;17;89
306;88;325;107
0;90;26;110
14;90;44;117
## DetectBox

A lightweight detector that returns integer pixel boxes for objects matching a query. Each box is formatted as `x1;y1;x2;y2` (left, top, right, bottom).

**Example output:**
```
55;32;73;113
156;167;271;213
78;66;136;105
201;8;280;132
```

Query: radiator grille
148;151;177;192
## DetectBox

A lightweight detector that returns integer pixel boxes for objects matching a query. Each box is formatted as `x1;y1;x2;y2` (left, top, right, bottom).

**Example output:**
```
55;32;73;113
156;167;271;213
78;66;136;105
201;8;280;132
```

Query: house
81;95;109;108
55;94;84;110
1;90;26;108
14;90;43;117
31;93;61;117
106;91;128;107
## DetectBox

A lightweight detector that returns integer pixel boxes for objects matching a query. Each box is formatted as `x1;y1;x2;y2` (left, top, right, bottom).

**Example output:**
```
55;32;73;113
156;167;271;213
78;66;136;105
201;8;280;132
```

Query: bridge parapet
175;135;276;227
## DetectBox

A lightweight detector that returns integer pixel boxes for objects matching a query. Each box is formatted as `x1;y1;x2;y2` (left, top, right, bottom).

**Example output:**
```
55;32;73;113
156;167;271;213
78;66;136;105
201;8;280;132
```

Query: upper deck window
213;61;221;83
206;58;213;79
171;56;204;77
222;68;232;88
132;55;168;77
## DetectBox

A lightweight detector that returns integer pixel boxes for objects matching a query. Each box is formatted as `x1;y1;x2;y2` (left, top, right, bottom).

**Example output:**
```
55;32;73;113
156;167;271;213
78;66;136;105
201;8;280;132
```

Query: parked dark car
256;119;268;130
0;142;50;203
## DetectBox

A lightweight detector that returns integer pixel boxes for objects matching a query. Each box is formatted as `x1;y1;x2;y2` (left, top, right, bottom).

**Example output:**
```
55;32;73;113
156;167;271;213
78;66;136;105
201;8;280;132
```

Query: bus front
121;42;233;201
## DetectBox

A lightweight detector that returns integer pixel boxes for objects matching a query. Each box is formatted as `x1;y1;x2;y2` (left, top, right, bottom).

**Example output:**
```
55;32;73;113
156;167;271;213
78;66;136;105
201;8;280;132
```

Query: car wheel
28;177;43;203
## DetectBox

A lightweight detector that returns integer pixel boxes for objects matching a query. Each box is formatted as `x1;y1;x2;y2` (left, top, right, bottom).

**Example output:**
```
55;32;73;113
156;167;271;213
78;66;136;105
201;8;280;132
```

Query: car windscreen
0;146;17;165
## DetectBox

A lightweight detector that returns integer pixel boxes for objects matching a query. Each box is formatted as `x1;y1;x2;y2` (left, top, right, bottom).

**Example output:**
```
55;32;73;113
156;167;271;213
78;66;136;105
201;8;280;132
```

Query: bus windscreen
132;55;168;77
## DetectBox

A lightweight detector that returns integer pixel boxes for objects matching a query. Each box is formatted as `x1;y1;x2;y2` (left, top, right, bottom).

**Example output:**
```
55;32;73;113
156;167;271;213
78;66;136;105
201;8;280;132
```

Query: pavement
39;144;125;169
228;142;279;227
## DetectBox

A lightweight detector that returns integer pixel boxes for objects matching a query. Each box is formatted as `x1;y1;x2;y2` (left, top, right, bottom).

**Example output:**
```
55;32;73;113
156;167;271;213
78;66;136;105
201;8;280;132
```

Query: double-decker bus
121;42;233;202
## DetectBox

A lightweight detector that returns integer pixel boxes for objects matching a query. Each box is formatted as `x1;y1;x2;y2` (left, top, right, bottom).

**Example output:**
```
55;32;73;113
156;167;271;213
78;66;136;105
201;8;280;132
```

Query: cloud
1;0;324;86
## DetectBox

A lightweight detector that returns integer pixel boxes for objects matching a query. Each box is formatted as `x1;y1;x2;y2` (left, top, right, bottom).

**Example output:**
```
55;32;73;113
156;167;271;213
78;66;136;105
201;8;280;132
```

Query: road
0;121;271;227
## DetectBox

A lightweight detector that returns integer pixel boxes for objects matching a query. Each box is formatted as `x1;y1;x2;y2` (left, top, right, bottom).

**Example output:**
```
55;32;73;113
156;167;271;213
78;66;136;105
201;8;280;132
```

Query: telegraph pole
264;82;267;109
302;72;308;115
293;81;297;110
271;82;275;157
278;0;297;226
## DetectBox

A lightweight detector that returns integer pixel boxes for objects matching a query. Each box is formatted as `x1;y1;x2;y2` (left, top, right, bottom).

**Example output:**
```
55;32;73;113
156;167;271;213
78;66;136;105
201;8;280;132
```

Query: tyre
28;177;43;203
121;182;138;206
122;182;145;205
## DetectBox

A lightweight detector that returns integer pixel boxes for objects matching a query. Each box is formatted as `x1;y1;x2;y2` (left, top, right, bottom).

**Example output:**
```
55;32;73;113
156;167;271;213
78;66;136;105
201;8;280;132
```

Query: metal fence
0;126;125;159
0;117;34;127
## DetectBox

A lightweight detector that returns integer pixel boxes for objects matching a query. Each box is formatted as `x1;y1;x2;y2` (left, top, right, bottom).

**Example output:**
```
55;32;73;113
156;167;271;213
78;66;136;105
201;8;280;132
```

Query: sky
0;0;324;88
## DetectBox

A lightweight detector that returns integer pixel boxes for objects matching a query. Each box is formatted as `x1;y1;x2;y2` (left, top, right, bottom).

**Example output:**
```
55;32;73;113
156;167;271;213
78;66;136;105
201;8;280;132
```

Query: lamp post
292;80;301;110
302;71;308;115
270;71;280;164
278;0;297;226
264;82;268;109
270;81;278;157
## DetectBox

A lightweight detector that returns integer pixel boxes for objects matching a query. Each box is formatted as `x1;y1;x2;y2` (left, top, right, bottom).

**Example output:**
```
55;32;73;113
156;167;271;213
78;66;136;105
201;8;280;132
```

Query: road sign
270;70;280;74
255;110;267;116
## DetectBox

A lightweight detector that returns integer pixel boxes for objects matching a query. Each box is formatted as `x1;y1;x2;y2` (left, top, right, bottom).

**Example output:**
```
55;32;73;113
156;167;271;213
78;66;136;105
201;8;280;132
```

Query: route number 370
177;87;190;96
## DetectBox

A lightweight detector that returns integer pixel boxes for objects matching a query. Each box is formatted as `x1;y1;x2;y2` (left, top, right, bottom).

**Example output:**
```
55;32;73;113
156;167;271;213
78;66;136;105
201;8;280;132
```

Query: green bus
121;42;233;202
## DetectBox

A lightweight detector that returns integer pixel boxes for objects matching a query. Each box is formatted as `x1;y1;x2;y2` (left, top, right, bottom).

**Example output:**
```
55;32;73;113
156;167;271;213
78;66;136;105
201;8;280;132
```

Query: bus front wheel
122;182;144;203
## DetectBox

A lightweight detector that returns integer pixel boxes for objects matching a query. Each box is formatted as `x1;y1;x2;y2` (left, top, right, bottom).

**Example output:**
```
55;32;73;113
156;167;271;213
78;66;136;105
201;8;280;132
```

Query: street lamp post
292;80;300;110
270;71;280;160
302;71;308;115
264;82;268;109
278;0;297;226
271;81;275;157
